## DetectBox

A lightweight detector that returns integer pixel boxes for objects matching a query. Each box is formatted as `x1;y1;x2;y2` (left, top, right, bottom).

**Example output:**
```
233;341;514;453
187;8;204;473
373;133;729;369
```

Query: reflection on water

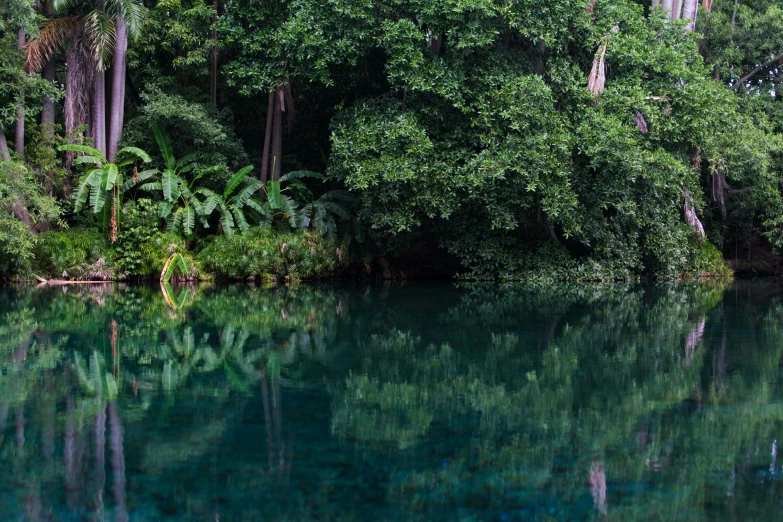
1;280;783;520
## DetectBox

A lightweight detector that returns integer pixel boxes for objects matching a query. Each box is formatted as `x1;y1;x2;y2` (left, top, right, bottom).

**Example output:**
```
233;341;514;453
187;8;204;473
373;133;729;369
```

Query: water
1;280;782;521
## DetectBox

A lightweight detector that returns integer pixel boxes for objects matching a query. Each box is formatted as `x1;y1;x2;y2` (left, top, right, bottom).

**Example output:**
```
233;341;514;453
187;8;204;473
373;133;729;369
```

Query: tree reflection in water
1;280;783;519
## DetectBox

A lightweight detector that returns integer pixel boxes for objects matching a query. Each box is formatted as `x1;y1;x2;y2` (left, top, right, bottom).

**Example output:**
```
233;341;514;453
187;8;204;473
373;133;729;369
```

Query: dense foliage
3;0;783;280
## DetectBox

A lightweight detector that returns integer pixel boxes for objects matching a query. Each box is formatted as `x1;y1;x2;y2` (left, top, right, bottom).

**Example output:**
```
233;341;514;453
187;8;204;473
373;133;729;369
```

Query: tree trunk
93;403;106;515
682;0;699;31
661;0;674;15
15;29;25;156
652;0;661;7
670;0;683;19
63;29;93;171
109;402;128;522
107;19;127;162
271;86;283;181
41;0;55;138
0;126;10;161
41;59;56;138
92;72;107;156
260;91;274;183
210;0;218;108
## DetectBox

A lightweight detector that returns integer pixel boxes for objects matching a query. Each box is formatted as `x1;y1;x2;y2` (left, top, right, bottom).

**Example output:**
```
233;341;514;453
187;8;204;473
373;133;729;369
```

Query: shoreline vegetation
2;1;783;283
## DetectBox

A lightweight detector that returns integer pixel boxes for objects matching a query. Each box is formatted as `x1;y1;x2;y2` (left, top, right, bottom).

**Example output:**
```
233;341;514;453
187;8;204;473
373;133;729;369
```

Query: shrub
0;161;62;280
111;199;200;278
32;229;108;278
197;228;344;281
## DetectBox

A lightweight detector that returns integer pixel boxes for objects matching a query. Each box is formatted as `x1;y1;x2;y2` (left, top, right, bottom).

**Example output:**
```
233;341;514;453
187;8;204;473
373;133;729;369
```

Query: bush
197;228;344;281
0;162;62;280
691;240;733;279
32;229;108;278
111;199;200;279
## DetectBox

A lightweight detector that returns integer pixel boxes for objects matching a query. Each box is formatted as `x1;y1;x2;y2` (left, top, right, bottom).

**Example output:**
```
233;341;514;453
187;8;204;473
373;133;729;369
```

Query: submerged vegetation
2;0;783;280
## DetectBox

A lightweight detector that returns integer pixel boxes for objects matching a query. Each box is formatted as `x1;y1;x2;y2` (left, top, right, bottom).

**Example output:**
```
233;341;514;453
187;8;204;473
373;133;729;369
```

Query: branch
733;52;783;90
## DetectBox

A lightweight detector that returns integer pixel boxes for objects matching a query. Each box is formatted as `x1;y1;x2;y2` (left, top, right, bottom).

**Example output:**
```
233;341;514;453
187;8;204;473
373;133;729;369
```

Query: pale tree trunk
271;86;283;181
210;0;217;107
260;92;274;183
661;0;674;15
92;72;107;156
652;0;661;7
93;403;106;518
41;59;56;138
0;126;10;161
15;29;25;156
41;0;55;139
107;19;127;162
109;401;128;522
671;0;683;19
683;0;699;31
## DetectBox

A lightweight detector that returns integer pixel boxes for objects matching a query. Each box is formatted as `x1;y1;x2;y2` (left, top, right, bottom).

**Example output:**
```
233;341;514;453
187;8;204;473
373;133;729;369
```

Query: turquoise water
1;280;782;520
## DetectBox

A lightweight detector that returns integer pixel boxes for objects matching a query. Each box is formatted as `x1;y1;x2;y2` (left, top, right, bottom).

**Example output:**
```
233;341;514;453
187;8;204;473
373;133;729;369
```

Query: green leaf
183;205;195;236
74;169;101;212
196;188;221;216
152;124;176;170
224;165;254;198
115;146;152;163
176;152;201;171
162;169;180;202
266;180;282;209
231;206;250;231
176;252;188;274
279;170;324;183
122;169;159;191
73;155;103;166
58;144;106;163
91;169;108;214
104;163;118;192
159;200;174;218
167;207;183;233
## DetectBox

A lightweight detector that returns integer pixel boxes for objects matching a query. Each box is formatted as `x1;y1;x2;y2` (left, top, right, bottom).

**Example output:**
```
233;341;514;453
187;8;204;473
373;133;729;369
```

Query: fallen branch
33;274;113;285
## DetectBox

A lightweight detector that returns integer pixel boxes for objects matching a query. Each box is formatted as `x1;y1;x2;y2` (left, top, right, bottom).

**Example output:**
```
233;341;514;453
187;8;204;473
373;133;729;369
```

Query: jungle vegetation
2;0;783;281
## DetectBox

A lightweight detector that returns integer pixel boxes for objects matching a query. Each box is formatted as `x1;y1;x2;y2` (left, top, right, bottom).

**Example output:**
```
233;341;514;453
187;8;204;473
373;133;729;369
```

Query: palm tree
24;0;143;160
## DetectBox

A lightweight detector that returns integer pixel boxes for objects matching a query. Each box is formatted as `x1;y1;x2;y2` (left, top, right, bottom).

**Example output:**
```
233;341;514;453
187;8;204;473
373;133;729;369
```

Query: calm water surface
1;281;782;521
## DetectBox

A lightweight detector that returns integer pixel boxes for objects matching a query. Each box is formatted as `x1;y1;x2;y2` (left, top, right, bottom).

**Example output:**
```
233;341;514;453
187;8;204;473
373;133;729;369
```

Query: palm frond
83;9;116;72
24;17;78;73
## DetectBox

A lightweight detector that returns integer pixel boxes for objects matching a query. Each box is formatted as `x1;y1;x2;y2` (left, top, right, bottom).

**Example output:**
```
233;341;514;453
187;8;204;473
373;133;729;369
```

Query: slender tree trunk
271;86;283;181
210;0;218;108
682;0;699;31
109;402;128;522
93;403;106;517
661;0;674;15
0;126;10;161
652;0;661;7
15;29;25;156
107;19;127;162
41;59;56;138
671;0;683;19
41;0;55;139
260;92;274;183
92;72;106;156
